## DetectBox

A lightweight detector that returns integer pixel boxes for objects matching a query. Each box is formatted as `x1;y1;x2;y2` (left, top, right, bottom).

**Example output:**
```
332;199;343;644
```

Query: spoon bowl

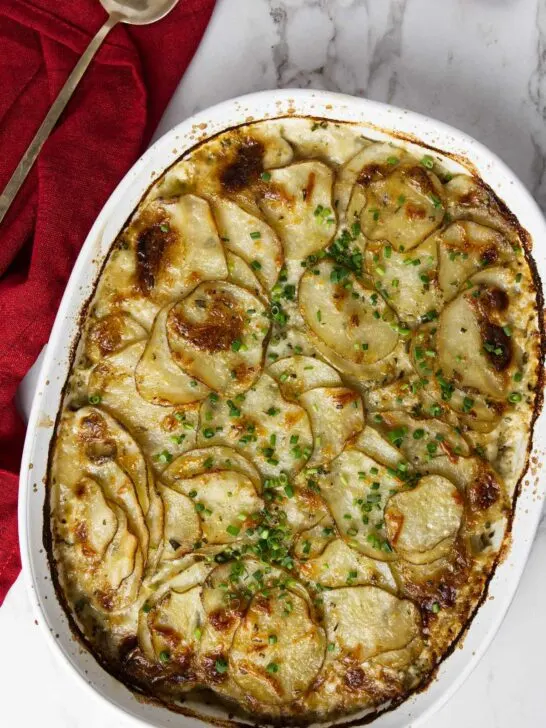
100;0;180;25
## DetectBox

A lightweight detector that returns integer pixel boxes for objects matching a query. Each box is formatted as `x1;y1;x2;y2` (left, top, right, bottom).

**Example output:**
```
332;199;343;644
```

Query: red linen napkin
0;0;216;605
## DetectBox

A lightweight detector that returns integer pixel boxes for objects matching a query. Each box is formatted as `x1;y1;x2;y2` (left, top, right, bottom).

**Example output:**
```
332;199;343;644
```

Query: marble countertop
2;0;545;726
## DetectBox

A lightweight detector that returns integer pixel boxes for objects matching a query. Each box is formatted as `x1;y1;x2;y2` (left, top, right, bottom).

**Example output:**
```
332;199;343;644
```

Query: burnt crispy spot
480;246;499;266
482;323;512;371
470;286;512;371
169;289;244;353
357;163;384;187
220;138;264;192
201;652;228;684
85;438;117;463
481;287;509;312
344;666;365;691
88;315;122;357
135;216;175;294
405;165;437;197
209;608;237;632
468;471;500;511
79;412;107;441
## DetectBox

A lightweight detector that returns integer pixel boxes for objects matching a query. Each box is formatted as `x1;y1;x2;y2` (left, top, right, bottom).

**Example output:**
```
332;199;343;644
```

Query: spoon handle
0;13;120;226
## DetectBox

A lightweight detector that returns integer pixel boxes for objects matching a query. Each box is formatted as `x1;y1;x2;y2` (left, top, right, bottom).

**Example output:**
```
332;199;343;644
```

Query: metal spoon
0;0;179;226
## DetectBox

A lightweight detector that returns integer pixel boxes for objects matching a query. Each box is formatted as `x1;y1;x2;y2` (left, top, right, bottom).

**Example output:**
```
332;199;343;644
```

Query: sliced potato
299;539;396;590
96;195;228;328
368;410;470;467
213;198;282;290
167;470;262;545
321;448;404;560
292;514;337;560
53;406;150;529
366;235;442;323
135;306;210;405
142;195;228;302
259;161;336;260
437;288;508;398
200;559;268;656
322;586;421;659
167;281;269;395
334;142;400;222
230;587;325;705
385;475;463;563
335;143;444;249
226;251;265;299
196;373;313;479
85;313;147;364
356;152;445;251
89;341;200;467
157;483;201;560
162;446;262;494
438;221;514;300
299;387;364;466
299;259;399;366
267;355;342;400
280;118;370;165
148;586;205;662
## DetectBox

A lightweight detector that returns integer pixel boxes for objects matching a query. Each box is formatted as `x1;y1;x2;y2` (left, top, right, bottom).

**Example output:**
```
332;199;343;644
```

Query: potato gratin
48;118;543;725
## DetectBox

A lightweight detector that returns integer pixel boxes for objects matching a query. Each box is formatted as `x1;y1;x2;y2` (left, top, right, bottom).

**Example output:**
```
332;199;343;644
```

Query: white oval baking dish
19;89;546;728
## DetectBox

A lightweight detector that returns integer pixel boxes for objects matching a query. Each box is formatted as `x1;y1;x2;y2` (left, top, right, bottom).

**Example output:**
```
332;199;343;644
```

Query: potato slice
125;194;228;304
54;477;143;612
267;355;342;400
162;446;262;494
322;586;420;660
437;288;508;399
85;312;147;364
366;235;442;323
149;586;205;662
438;221;514;300
355;425;407;470
135;306;210;405
55;476;118;560
299;539;396;590
259;161;336;260
213;198;282;290
230;587;325;705
167;281;269;395
197;373;313;479
138;558;214;659
321;448;404;560
445;175;522;244
53;406;150;532
167;470;262;545
89;341;200;465
334;143;400;222
299;387;364;466
299;259;399;366
226;251;265;299
157;483;201;561
356;149;445;251
280;118;370;165
385;475;463;563
369;411;470;467
94;195;228;329
200;559;271;656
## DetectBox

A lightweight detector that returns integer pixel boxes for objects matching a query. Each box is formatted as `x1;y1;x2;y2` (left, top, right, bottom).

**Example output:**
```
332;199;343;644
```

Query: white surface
2;0;546;726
